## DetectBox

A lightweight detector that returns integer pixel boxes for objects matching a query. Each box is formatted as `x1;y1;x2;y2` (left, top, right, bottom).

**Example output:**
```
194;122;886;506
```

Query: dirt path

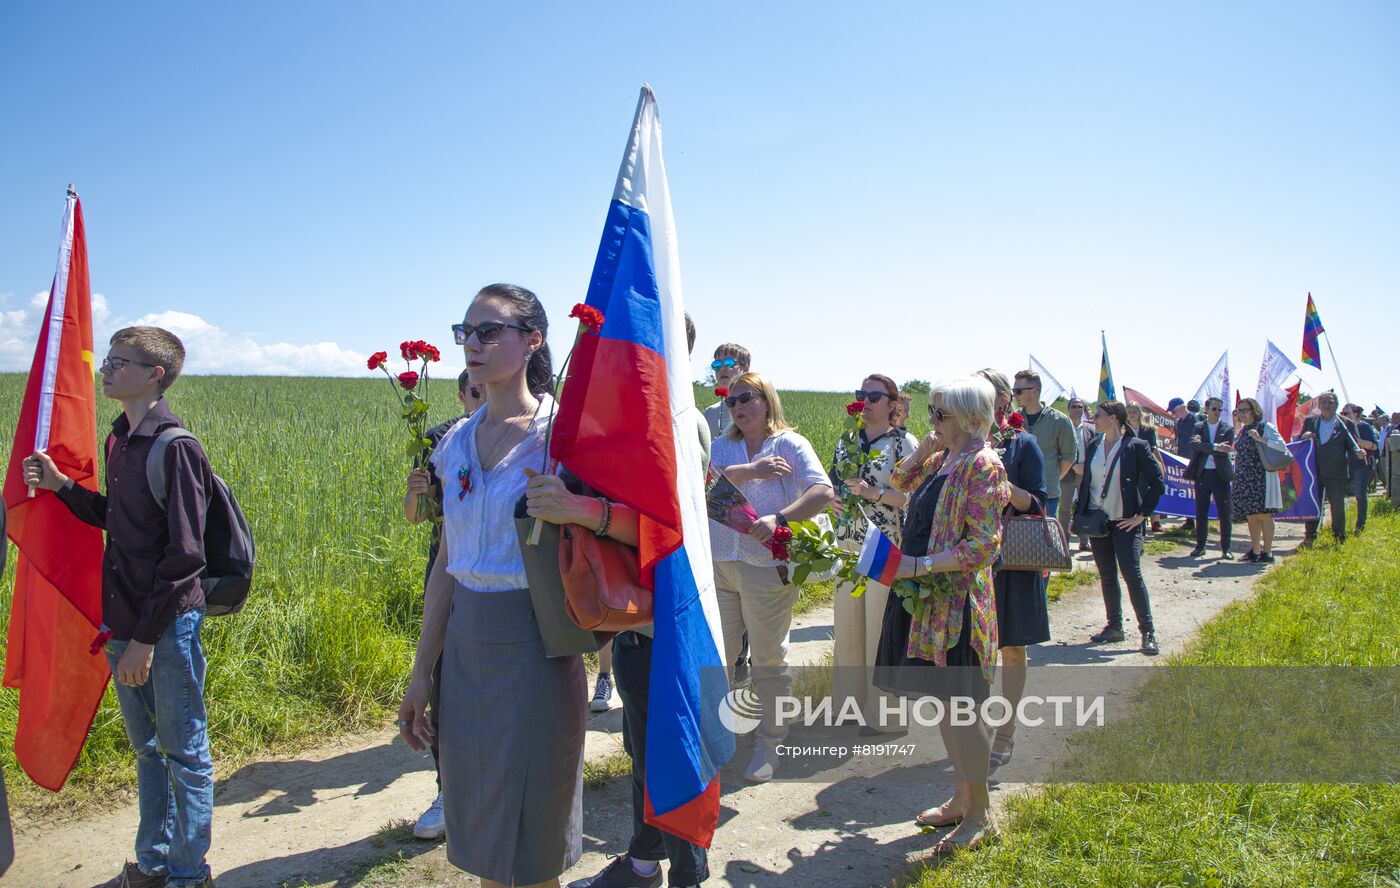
7;523;1300;887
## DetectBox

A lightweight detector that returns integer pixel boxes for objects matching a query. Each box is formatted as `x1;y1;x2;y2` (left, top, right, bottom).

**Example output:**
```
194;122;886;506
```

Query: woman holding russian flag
873;375;1010;855
396;284;643;888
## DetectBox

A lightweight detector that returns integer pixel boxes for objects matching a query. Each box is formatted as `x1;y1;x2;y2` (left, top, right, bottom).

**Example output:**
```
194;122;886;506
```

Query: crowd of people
17;287;1397;888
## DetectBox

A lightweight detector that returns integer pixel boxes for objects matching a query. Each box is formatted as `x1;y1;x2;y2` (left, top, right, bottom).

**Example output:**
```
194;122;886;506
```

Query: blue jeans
104;610;213;887
1044;497;1060;518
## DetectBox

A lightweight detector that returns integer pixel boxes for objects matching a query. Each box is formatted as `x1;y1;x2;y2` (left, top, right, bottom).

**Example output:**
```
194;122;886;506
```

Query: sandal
989;732;1015;768
914;803;963;829
930;816;1000;856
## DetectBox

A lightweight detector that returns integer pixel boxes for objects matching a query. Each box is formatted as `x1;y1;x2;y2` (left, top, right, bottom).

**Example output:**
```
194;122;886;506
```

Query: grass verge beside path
909;503;1400;888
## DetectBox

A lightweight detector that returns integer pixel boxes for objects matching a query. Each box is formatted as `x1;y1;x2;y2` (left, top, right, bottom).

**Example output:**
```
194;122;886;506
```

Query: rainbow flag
1301;293;1324;369
1097;331;1116;404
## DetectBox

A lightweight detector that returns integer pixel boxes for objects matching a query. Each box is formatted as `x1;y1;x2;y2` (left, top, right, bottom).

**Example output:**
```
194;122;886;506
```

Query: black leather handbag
1071;442;1127;539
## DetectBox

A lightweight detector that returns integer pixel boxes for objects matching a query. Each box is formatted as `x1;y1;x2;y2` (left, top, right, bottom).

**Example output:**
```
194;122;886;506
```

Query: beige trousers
832;577;902;730
713;560;799;743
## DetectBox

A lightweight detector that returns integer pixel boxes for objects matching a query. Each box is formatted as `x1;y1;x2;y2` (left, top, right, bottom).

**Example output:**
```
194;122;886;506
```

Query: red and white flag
2;188;109;791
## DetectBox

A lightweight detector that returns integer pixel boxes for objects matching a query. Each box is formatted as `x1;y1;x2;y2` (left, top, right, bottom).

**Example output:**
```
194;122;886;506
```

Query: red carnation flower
570;303;606;334
770;543;790;561
419;342;441;362
397;371;420;391
772;526;793;544
1007;412;1025;430
367;351;388;371
846;401;865;417
715;387;729;398
400;340;417;361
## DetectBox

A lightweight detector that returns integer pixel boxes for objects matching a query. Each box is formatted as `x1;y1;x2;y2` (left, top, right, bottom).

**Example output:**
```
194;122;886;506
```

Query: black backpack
120;428;256;616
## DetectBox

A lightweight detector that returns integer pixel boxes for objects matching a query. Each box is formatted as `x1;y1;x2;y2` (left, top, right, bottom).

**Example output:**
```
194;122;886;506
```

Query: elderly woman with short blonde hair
874;376;1010;855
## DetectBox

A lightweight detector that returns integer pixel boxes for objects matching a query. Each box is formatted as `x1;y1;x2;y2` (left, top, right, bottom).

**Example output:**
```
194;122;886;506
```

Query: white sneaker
743;742;780;783
413;792;446;840
590;674;616;713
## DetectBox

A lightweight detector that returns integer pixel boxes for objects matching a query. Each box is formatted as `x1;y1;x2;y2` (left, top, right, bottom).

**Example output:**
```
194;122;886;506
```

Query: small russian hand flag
855;521;901;587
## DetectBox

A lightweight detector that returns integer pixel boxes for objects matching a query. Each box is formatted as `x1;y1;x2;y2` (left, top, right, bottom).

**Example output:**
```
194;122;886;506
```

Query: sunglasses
854;390;892;403
927;404;948;423
711;357;739;370
101;355;156;372
452;321;531;346
725;391;765;409
1012;386;1037;395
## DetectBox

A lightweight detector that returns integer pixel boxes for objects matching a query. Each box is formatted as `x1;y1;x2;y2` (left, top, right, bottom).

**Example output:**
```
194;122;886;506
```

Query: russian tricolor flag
855;522;901;587
551;86;735;847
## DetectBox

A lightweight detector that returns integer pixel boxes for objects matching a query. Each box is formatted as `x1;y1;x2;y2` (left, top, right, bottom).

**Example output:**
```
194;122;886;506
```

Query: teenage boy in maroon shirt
27;326;216;888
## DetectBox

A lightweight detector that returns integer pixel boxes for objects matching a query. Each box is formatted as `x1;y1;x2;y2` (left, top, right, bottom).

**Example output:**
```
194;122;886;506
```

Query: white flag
1192;351;1230;407
1028;354;1067;405
1255;340;1297;418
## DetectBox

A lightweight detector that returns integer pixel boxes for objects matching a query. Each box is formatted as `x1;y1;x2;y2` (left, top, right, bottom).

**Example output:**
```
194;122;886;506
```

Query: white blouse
709;429;832;567
430;395;556;592
1089;437;1126;520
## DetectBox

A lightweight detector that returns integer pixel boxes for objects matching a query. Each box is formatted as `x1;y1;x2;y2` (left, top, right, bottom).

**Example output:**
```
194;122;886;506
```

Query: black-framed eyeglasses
927;404;948;423
711;357;739;370
854;390;891;403
1206;404;1223;412
453;321;531;346
101;356;155;372
725;392;765;409
1012;386;1037;395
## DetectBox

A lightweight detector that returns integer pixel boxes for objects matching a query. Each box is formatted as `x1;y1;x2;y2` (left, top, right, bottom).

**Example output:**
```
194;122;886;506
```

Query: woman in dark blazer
1076;401;1166;656
977;369;1049;767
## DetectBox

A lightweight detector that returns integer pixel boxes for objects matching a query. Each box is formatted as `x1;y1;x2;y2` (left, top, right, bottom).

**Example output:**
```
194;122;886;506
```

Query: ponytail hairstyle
1098;399;1130;431
474;283;554;396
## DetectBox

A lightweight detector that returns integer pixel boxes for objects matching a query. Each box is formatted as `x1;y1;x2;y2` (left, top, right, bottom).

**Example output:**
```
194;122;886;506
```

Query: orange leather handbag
559;524;654;632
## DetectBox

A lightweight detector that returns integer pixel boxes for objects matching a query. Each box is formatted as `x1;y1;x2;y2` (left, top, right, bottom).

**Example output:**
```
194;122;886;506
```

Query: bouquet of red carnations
368;339;442;520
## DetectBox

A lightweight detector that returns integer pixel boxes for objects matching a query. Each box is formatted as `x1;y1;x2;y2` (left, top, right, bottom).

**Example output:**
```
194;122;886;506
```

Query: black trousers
1194;472;1233;551
613;631;709;886
1090;523;1154;634
1306;477;1350;542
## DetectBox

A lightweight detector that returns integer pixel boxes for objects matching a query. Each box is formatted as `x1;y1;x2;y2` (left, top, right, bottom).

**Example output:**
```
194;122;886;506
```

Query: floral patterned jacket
890;444;1011;681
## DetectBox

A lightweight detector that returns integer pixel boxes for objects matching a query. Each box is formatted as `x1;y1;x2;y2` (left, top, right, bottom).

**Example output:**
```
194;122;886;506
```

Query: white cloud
0;294;394;377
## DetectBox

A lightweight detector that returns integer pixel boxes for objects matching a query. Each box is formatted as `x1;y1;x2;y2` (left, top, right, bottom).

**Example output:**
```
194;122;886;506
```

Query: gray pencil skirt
439;584;587;884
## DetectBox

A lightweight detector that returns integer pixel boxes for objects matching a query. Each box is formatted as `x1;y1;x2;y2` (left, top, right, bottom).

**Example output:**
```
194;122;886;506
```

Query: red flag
1276;383;1302;442
2;189;109;791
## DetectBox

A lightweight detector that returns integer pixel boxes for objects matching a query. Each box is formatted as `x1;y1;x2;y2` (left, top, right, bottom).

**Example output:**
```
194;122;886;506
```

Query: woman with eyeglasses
1229;398;1284;563
873;377;1010;854
975;368;1049;768
828;374;917;733
709;372;834;783
1075;401;1165;656
398;284;642;888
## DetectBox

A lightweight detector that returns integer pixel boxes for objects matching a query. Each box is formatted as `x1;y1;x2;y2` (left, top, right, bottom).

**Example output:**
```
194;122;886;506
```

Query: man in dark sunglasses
702;342;751;441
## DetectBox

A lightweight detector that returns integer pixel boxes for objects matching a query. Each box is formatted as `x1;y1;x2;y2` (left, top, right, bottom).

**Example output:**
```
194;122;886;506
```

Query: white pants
714;560;799;743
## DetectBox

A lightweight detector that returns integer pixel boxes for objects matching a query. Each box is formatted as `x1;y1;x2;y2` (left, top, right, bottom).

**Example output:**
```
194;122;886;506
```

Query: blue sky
2;2;1397;408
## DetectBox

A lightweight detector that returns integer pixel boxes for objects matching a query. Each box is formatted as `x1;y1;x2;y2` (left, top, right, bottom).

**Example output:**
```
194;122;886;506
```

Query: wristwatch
775;513;790;528
921;554;935;573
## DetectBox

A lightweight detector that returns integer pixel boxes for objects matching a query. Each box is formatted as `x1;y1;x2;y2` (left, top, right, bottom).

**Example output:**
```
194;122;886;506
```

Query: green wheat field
0;374;927;811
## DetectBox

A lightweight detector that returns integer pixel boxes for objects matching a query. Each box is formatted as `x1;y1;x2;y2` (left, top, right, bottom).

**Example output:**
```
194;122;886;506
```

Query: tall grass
0;376;886;812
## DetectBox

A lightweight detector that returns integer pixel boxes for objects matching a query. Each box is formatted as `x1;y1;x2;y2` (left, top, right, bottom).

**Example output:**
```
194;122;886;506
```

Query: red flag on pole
1276;383;1302;442
2;188;109;791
